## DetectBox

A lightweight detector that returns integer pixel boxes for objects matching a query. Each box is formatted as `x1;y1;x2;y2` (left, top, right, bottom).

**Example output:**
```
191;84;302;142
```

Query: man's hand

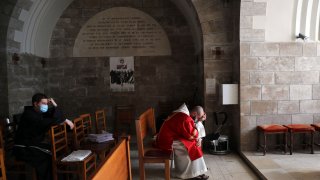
196;138;202;147
65;119;74;130
48;98;58;107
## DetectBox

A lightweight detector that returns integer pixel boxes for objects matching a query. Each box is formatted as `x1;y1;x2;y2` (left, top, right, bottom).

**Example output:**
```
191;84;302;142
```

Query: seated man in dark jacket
13;93;74;180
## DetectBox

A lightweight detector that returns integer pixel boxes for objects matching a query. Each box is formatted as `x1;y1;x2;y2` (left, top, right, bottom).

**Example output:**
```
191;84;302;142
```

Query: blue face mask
40;104;48;113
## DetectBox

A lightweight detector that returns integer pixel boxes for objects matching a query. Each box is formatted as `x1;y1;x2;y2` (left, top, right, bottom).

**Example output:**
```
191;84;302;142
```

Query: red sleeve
181;117;198;140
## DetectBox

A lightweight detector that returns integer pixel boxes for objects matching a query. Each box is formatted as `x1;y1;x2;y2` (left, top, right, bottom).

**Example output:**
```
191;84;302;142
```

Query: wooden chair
115;105;135;135
0;148;6;180
95;110;106;134
80;114;93;136
91;136;132;180
135;108;171;180
73;117;114;161
50;124;96;180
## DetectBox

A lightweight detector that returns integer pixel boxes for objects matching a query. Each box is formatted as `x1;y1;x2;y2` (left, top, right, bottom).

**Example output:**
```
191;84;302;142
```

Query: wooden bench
91;136;132;180
135;108;171;180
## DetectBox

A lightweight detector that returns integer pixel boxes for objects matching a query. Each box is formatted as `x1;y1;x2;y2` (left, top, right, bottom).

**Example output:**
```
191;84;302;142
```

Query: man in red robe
156;103;209;179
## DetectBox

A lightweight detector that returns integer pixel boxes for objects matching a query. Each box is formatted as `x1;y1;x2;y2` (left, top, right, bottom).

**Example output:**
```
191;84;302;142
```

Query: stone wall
240;0;320;150
7;54;48;114
193;0;240;149
0;0;18;117
47;0;200;129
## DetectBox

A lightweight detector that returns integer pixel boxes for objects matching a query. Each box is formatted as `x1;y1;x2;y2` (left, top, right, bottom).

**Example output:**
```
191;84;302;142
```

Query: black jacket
14;106;65;146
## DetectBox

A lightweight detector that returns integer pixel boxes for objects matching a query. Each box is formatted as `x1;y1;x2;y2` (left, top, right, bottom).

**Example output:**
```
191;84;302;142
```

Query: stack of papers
87;132;114;143
61;150;92;162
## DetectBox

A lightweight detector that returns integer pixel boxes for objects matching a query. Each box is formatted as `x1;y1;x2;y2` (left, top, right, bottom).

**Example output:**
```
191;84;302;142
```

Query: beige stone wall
240;0;320;150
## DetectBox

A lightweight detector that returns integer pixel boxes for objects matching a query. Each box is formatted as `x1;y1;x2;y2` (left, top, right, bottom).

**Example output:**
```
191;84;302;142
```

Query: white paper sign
110;57;134;92
205;78;216;95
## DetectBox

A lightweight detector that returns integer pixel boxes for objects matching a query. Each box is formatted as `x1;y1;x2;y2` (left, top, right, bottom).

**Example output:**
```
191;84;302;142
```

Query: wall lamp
296;33;308;41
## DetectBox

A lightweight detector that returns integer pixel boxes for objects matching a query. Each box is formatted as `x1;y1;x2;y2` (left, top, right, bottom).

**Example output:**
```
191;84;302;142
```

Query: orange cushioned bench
283;124;315;155
257;124;288;155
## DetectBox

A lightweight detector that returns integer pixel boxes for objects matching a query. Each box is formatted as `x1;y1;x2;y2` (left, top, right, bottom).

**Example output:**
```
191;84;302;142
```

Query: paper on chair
61;150;92;162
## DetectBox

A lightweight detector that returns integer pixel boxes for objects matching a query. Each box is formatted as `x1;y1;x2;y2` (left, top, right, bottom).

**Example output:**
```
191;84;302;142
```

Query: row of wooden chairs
47;108;117;180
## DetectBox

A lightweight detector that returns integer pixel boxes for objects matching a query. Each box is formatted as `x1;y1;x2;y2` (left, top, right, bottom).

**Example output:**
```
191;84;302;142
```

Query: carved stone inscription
73;7;171;57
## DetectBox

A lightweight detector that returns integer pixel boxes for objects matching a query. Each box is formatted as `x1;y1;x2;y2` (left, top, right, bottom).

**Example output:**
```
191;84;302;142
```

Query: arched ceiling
11;0;202;58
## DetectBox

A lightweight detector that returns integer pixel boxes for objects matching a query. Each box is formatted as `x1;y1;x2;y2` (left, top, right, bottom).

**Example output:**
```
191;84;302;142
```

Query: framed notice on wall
110;57;134;92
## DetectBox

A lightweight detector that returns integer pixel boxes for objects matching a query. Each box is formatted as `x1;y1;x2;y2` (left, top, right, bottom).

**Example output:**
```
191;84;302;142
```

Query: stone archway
4;0;240;149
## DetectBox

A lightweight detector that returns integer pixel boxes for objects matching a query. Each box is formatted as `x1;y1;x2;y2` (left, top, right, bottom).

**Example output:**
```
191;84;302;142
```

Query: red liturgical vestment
156;112;203;161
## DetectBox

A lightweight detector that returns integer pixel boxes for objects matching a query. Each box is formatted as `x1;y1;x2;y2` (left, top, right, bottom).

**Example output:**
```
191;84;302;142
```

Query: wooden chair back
139;108;156;135
115;105;135;134
95;110;106;134
80;114;92;136
50;124;69;161
91;136;131;180
50;124;96;180
0;149;6;180
0;129;6;180
135;108;171;180
73;117;85;150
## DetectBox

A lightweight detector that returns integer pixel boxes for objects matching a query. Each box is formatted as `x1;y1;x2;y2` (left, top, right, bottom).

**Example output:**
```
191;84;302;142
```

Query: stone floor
130;148;258;180
243;150;320;180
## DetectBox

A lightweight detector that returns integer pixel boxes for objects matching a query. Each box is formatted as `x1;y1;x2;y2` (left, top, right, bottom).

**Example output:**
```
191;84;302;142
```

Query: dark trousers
13;143;52;180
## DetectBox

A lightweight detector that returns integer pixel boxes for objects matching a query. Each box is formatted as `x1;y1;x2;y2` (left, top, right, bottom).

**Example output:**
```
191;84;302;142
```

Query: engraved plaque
73;7;171;57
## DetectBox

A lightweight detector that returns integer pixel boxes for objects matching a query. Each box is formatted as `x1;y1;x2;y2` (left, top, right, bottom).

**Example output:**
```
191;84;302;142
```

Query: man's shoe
199;174;209;180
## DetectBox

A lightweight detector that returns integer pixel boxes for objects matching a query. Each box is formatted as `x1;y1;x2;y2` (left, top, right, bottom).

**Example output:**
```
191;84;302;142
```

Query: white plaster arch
9;0;202;58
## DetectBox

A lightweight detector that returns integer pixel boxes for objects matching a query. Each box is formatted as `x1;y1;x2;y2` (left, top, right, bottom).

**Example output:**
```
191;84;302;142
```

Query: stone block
241;115;257;131
314;114;320;123
251;101;277;115
259;57;294;71
313;85;320;99
240;57;258;70
82;9;100;18
240;16;252;29
278;101;299;114
240;29;265;42
241;101;250;115
275;71;319;84
250;72;274;84
240;2;267;16
300;100;320;113
240;71;250;85
295;57;320;71
262;85;289;100
290;85;312;100
240;43;250;56
303;43;317;56
256;115;291;125
203;33;233;44
317;43;320;56
250;43;279;56
204;60;233;72
279;43;303;56
240;85;261;100
83;0;101;8
68;87;87;97
292;114;313;124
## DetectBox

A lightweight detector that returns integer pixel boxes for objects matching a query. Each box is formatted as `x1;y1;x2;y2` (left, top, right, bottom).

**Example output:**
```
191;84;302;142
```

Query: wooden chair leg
257;130;260;151
164;160;170;180
284;132;287;154
139;161;145;180
263;132;266;155
290;131;293;155
311;132;314;154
